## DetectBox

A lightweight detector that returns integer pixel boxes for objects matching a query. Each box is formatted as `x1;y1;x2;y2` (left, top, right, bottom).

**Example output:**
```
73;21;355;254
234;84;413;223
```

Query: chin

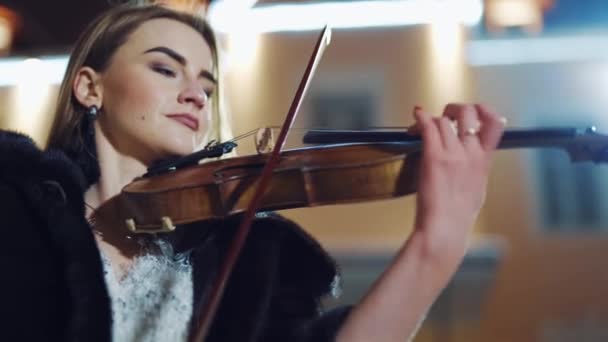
146;129;204;161
165;138;200;156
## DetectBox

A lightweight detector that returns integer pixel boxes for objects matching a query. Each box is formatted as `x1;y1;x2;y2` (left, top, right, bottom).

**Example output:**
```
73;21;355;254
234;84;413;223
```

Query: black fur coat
0;130;350;342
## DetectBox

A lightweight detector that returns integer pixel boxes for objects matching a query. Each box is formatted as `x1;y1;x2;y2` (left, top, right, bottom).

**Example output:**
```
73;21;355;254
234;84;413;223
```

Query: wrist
404;227;467;276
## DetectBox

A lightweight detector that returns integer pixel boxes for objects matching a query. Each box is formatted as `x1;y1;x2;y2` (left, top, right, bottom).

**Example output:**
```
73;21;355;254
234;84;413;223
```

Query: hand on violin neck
410;103;505;260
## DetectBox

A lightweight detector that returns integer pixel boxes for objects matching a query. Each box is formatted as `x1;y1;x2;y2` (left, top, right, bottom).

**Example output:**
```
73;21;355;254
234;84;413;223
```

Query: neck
85;125;150;269
85;127;148;209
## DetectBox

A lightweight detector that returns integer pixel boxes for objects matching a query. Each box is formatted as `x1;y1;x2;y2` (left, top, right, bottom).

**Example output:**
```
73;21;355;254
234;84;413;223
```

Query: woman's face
95;18;215;162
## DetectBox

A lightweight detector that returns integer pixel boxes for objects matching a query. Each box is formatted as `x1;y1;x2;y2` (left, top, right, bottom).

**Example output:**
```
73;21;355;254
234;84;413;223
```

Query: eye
151;64;176;78
204;88;215;98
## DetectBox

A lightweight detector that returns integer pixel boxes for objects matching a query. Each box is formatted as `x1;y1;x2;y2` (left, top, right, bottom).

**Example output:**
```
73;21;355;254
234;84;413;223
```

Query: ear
73;66;103;109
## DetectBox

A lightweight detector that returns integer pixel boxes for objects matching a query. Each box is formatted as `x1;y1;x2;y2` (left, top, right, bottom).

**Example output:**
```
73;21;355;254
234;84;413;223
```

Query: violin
93;24;608;342
97;126;608;234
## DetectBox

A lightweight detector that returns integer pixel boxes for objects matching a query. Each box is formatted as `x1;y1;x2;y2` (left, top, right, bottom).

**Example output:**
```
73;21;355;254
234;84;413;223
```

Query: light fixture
484;0;554;34
0;6;19;55
0;56;68;87
208;0;484;33
0;17;11;52
0;0;486;86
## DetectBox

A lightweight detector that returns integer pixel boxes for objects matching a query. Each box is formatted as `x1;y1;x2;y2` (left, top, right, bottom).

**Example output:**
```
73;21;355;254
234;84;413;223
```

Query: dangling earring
87;105;99;120
85;105;99;136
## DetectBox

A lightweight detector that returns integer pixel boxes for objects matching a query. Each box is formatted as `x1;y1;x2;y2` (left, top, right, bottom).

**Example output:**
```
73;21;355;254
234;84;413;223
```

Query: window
310;91;375;130
300;68;384;131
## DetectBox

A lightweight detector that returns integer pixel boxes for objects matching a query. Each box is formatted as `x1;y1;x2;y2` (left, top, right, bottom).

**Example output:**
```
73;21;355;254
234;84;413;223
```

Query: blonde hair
47;4;231;184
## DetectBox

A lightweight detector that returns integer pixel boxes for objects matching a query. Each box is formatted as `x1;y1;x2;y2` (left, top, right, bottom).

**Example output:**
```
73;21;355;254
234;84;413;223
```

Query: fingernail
414;105;422;112
500;117;507;126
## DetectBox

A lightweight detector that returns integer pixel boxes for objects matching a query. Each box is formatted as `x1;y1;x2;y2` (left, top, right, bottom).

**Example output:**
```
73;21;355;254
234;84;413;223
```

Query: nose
178;83;207;109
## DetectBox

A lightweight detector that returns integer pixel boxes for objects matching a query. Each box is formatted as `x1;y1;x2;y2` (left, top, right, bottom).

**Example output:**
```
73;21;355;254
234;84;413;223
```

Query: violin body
107;143;420;233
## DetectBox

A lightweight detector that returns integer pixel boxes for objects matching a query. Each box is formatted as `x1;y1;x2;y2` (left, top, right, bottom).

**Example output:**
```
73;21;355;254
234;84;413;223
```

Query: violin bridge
125;216;177;234
255;127;275;154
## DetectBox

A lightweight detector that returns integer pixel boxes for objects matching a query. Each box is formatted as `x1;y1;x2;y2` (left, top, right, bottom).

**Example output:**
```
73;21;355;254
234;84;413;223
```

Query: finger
406;105;423;136
406;124;420;136
475;104;506;152
443;103;481;146
436;116;460;150
413;107;442;154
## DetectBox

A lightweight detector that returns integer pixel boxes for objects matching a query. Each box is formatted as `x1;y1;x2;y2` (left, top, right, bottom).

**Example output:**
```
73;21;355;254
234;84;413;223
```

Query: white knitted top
100;239;194;342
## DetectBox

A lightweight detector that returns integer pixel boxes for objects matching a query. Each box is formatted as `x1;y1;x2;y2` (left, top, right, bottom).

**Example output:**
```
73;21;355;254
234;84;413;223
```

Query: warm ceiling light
487;0;539;26
484;0;549;34
0;18;10;50
0;6;19;54
153;0;212;15
122;0;213;14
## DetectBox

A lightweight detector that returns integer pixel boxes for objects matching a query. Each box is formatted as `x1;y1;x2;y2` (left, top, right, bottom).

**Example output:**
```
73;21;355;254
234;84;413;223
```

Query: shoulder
0;130;111;341
0;130;87;213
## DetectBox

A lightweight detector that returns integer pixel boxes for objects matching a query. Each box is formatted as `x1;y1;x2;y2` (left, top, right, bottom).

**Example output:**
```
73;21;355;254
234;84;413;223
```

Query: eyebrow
143;46;217;84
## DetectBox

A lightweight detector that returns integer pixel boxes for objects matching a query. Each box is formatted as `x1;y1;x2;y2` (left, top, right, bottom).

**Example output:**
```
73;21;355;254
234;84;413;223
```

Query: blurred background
2;0;608;340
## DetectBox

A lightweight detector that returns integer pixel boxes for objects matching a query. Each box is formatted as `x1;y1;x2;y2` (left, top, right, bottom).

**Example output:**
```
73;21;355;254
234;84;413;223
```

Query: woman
0;4;506;342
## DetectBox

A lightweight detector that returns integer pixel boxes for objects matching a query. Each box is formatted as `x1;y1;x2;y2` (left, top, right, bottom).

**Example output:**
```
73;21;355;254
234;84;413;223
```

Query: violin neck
303;127;585;151
497;128;580;150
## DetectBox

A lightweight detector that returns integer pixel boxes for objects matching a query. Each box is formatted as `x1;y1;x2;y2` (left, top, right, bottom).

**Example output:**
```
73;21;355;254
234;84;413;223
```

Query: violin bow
190;25;332;342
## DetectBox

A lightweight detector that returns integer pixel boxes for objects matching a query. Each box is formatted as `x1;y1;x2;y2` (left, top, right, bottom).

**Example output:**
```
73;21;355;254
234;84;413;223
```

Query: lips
166;113;199;131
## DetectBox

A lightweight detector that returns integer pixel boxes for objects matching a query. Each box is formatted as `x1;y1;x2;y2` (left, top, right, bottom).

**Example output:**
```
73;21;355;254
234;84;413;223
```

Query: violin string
222;126;280;145
225;125;310;144
225;128;259;143
221;125;416;147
